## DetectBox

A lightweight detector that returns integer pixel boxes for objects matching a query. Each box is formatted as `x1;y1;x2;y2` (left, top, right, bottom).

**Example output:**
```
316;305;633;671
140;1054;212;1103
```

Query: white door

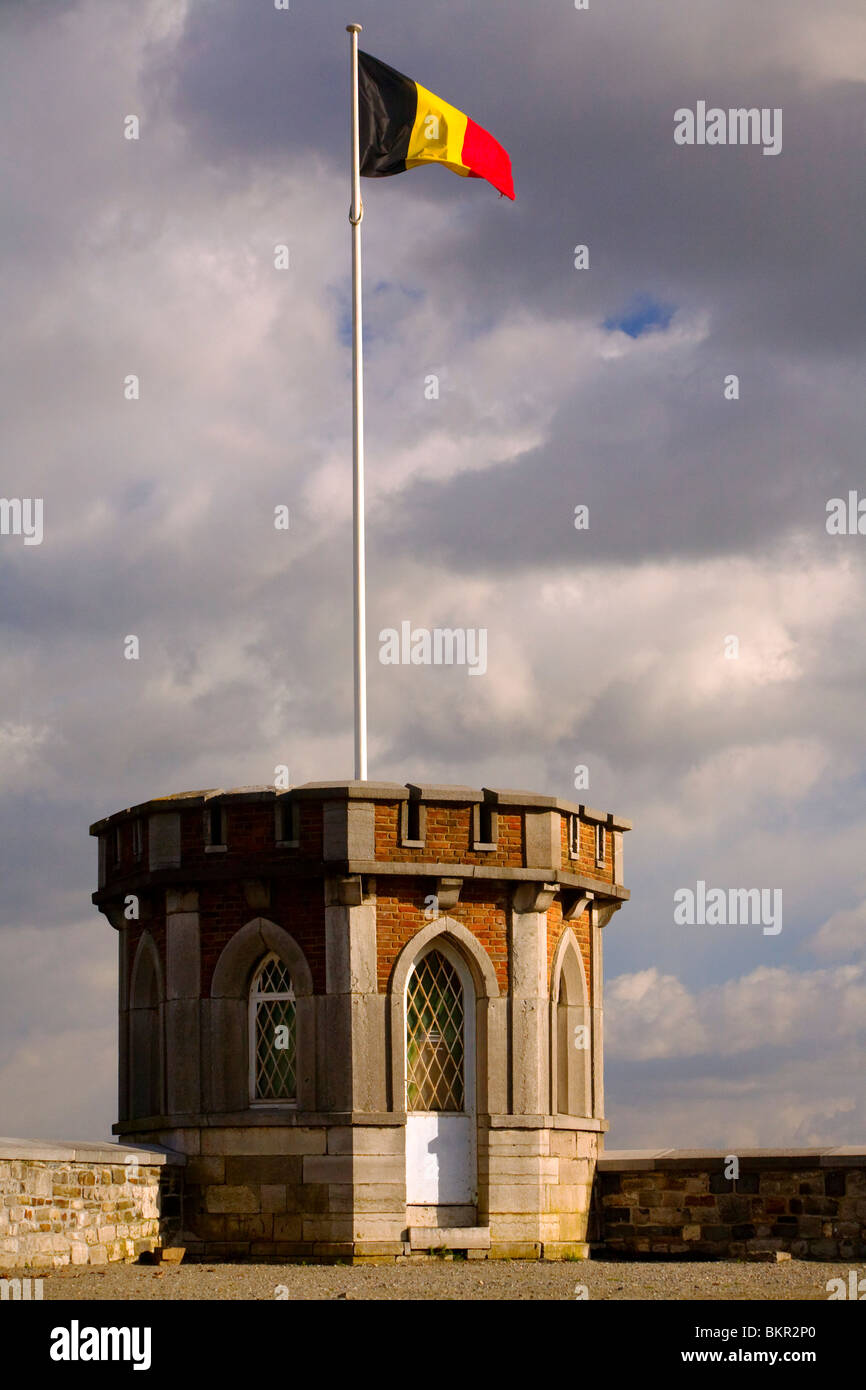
405;943;476;1206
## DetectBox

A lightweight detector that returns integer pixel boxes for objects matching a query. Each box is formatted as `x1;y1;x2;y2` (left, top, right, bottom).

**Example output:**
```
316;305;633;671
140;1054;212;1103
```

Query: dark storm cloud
153;0;866;574
377;361;866;571
164;0;866;350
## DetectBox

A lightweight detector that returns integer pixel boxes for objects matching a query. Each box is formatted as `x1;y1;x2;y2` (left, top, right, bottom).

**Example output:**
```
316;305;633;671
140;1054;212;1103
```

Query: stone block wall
481;1124;601;1259
596;1149;866;1259
174;1121;606;1261
10;1138;866;1266
178;1124;407;1260
0;1138;182;1270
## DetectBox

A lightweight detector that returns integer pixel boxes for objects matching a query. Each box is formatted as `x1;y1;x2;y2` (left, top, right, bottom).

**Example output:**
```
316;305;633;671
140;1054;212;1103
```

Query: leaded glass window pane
251;954;296;1101
406;950;464;1112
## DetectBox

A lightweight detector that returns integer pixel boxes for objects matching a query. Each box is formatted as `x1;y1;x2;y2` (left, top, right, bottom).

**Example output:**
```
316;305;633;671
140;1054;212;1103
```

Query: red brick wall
374;802;523;868
101;817;149;887
560;814;612;880
199;879;326;995
107;798;617;1007
270;879;326;994
376;877;509;993
179;801;322;873
198;881;249;993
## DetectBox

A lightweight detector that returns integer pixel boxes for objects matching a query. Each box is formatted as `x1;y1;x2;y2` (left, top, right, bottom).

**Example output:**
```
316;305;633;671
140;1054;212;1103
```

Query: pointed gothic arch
549;927;591;1117
129;931;164;1120
388;917;502;1117
208;917;315;1112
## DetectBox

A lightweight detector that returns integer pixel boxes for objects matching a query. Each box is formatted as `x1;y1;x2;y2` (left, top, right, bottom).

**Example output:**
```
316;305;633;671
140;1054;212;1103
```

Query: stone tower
91;781;630;1260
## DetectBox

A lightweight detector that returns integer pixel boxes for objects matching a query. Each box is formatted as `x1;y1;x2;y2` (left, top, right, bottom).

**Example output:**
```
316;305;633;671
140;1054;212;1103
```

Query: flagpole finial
346;22;362;33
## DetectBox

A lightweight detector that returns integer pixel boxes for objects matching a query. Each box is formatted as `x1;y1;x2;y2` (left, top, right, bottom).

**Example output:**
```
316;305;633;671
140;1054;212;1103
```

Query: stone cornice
90;781;633;834
92;858;629;913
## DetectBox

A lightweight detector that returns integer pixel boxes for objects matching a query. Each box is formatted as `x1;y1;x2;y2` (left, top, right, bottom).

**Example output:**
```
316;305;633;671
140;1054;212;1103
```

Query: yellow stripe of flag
406;82;471;178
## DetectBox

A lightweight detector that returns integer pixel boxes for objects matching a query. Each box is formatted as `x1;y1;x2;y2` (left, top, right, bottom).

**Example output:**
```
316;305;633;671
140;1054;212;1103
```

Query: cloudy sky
1;0;865;1149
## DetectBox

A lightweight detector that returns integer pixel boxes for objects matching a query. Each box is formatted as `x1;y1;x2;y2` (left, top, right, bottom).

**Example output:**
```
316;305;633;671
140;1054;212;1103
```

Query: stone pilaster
509;883;557;1114
164;889;201;1115
591;903;605;1120
323;882;387;1113
118;927;129;1123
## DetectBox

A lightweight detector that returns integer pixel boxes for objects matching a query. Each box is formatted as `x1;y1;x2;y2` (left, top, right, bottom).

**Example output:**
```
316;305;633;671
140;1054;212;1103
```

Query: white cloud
607;960;866;1061
0;923;116;1142
809;900;866;960
606;960;866;1145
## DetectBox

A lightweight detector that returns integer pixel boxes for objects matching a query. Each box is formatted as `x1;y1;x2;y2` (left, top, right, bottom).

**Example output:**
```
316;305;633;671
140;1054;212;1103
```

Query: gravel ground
19;1258;860;1301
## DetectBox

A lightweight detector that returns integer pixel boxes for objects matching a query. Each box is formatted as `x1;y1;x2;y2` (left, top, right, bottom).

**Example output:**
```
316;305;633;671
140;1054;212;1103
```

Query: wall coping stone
599;1147;866;1171
91;782;632;834
404;784;483;804
0;1136;185;1165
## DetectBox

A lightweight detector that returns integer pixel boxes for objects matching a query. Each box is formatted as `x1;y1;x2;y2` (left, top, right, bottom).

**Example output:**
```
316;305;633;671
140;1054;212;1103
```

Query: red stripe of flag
462;118;515;200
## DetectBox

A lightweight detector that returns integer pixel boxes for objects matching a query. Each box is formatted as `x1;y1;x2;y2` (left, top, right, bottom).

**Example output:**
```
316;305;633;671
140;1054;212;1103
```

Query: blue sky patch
604;293;675;338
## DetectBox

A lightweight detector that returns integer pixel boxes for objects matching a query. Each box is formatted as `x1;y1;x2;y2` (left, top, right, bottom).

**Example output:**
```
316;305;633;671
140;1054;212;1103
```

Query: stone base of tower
93;780;630;1262
481;1123;601;1260
117;1117;604;1262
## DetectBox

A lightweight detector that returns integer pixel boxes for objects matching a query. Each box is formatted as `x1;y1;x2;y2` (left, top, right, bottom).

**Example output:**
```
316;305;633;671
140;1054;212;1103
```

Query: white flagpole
347;22;368;781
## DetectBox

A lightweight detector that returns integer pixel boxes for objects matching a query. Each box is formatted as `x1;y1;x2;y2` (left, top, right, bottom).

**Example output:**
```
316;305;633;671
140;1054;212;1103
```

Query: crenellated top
90;781;631;911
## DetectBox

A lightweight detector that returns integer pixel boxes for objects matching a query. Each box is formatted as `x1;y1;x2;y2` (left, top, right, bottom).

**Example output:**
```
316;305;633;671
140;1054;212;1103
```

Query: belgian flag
358;51;515;201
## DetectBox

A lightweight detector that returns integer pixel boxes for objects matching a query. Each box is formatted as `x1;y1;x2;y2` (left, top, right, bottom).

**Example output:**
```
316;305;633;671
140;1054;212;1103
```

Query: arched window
249;953;296;1102
406;948;465;1112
